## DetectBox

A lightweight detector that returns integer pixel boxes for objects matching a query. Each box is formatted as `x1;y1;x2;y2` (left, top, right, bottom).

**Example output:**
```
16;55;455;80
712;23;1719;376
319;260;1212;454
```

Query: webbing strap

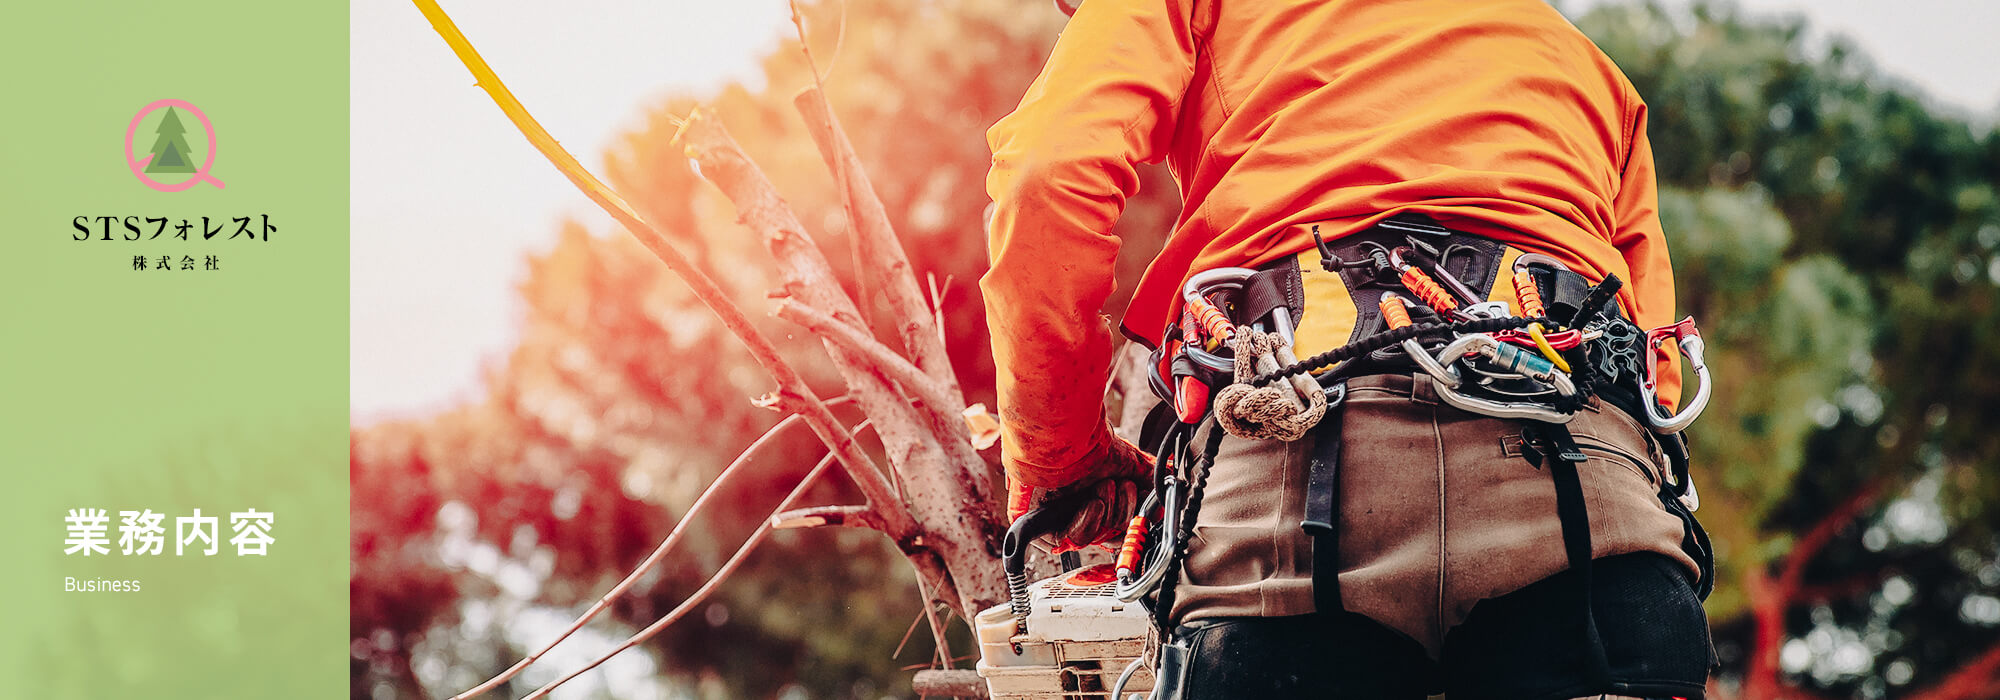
1526;423;1613;687
1237;259;1303;334
1302;394;1344;614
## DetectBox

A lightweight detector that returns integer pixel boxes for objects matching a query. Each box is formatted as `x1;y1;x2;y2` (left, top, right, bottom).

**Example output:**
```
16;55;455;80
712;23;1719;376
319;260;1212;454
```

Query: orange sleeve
981;0;1198;489
1607;102;1684;408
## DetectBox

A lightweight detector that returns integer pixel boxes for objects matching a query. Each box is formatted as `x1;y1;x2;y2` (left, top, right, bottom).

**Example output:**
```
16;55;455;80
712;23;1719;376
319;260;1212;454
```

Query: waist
1121;209;1625;350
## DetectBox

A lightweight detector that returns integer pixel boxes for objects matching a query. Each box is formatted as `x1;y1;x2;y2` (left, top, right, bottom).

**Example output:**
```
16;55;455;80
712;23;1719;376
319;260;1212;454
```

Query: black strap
1302;390;1345;613
1654;431;1716;601
1524;423;1613;687
1156;418;1226;633
1238;259;1303;332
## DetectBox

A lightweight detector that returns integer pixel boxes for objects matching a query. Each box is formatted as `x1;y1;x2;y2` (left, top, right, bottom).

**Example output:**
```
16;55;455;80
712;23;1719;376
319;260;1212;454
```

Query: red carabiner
1640;317;1711;434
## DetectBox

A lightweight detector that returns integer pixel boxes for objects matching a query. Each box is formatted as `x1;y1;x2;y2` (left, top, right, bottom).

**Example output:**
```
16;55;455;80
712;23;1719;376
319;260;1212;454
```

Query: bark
793;85;1002;529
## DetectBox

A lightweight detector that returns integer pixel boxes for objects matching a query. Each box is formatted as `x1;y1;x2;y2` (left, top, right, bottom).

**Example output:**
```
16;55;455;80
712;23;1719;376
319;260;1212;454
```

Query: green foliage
1579;2;2000;695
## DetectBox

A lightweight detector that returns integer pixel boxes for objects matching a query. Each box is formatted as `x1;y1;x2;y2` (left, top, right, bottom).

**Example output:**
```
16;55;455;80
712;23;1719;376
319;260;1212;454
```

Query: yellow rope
409;0;650;233
1526;323;1571;373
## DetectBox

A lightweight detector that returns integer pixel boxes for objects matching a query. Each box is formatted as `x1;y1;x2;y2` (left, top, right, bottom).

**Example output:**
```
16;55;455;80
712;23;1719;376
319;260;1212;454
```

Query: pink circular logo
125;99;226;192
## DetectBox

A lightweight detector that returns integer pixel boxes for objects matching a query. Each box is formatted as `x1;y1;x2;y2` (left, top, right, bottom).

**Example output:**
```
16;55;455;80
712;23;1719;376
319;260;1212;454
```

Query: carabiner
1424;334;1578;424
1382;293;1462;388
1428;374;1579;424
1639;317;1712;434
1185;266;1316;409
1435;334;1577;397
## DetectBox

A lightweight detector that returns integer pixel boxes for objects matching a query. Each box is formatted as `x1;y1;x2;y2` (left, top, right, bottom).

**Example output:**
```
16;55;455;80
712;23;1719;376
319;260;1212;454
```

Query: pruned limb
410;0;921;577
912;669;990;698
676;109;1005;616
791;85;961;398
771;505;883;531
775;298;958;420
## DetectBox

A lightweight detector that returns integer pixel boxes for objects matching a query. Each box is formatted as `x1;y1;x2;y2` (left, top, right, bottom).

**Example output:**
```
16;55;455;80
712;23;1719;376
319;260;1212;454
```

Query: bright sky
351;0;792;422
351;0;2000;422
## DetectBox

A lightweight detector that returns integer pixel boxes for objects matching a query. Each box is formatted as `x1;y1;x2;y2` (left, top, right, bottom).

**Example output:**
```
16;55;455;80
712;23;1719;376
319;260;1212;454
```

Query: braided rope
1215;327;1327;441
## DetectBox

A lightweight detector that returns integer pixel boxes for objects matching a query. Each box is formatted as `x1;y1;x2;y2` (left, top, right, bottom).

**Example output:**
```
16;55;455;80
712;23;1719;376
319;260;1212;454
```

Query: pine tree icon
144;107;199;174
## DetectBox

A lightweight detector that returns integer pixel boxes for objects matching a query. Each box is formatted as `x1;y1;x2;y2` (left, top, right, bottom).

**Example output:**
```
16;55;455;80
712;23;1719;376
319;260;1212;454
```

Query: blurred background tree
352;1;1999;697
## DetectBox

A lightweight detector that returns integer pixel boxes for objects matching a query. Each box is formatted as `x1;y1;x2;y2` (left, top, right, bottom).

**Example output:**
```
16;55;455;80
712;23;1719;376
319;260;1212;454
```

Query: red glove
1007;436;1154;553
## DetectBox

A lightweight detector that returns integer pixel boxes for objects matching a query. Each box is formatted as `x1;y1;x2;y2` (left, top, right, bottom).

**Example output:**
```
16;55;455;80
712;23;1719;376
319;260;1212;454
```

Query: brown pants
1172;373;1697;658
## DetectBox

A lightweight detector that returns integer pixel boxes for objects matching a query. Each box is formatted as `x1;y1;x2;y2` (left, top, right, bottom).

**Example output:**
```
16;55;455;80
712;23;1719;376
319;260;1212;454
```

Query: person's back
983;1;1714;698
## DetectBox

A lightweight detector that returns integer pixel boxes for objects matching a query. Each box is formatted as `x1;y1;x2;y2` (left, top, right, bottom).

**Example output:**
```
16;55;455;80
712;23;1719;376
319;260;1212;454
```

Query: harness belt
1125;214;1714;698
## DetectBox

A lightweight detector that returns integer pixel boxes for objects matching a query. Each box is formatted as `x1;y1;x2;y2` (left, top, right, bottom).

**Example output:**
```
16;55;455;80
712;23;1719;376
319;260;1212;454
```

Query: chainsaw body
975;565;1154;699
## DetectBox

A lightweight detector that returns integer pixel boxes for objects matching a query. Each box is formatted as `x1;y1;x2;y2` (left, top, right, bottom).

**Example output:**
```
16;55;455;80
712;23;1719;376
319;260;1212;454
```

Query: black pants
1174;553;1713;700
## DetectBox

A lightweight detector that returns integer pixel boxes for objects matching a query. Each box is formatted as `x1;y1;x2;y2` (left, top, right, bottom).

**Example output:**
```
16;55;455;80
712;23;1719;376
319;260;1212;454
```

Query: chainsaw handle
1002;492;1092;577
1002;493;1095;636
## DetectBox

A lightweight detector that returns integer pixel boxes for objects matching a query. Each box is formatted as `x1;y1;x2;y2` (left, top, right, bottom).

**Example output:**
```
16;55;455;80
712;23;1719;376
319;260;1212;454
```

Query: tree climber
982;0;1716;697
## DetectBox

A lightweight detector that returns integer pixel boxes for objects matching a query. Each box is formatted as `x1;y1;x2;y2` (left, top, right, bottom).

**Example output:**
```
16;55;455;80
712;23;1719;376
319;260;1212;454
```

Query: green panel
0;1;349;698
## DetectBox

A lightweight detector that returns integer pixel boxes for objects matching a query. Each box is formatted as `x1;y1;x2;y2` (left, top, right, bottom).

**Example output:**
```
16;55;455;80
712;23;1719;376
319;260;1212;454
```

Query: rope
1248;316;1549;386
1154;418;1224;633
1214;327;1326;441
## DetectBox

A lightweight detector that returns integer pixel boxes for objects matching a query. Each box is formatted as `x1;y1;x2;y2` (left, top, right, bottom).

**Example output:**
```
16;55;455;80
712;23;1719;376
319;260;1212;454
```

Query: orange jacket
983;0;1679;490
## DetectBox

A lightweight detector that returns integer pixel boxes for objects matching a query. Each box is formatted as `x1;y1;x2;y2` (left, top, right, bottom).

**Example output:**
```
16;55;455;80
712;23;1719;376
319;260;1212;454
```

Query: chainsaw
974;495;1172;700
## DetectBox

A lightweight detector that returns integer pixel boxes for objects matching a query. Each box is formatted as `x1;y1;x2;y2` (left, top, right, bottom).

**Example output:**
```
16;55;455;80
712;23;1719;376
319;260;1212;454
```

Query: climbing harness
979;216;1719;700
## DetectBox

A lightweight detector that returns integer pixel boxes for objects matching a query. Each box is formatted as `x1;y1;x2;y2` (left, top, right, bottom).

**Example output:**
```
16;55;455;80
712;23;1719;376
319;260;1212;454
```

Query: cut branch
771;505;883;532
410;0;918;556
775;298;957;418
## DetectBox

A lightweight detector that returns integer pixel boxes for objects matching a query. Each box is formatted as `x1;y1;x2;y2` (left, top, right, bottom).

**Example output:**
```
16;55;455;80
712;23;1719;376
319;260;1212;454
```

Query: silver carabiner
1185;267;1318;408
1639;317;1712;434
1182;267;1258;308
1424;334;1578;424
1511;253;1574;274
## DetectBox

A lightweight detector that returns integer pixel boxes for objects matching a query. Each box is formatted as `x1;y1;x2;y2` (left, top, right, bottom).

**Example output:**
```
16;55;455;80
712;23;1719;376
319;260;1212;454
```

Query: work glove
1007;436;1154;553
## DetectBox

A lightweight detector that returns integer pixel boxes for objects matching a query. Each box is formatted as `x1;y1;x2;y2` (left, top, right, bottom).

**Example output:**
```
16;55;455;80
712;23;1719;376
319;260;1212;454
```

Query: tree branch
1780;479;1887;590
1906;638;2000;700
792;85;962;399
450;408;843;699
525;430;964;699
1744;478;1891;700
410;0;919;555
524;447;849;699
770;505;884;532
774;298;958;421
675;108;1005;616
